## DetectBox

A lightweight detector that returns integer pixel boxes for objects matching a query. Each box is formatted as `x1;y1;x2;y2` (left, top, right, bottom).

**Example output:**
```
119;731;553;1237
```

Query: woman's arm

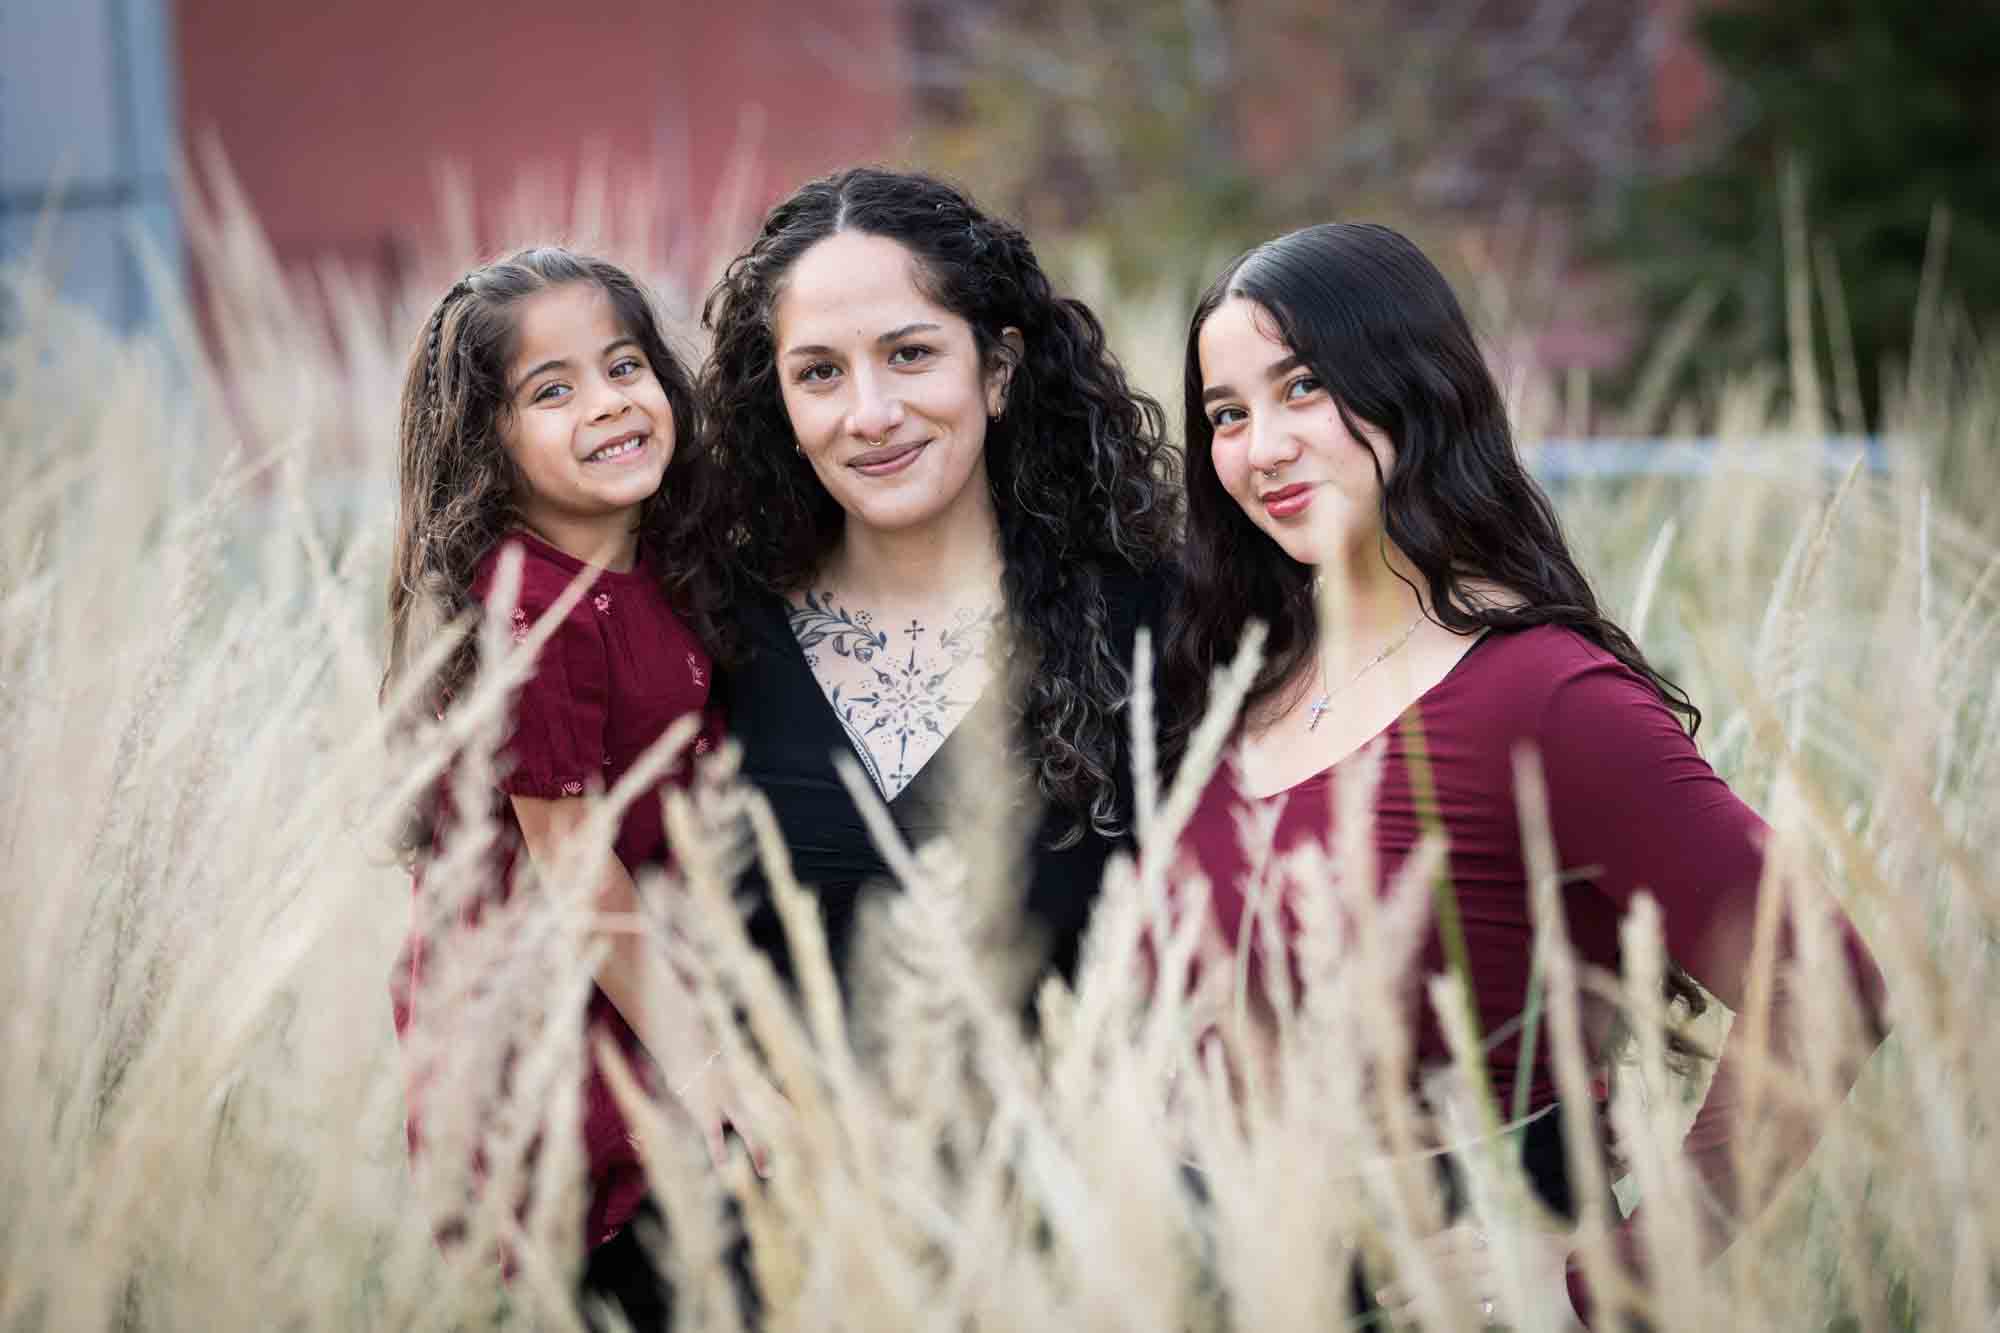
1539;655;1889;1321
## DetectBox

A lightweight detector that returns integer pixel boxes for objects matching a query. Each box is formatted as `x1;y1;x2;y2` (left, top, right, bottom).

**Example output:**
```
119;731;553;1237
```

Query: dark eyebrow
512;358;569;395
781;323;943;361
511;338;641;396
1200;354;1305;406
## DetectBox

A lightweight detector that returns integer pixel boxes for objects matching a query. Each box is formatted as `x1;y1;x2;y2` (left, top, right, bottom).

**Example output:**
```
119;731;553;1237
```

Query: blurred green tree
1610;0;2000;430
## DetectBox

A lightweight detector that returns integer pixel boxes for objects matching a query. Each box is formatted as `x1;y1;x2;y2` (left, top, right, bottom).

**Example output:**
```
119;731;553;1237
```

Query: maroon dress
390;529;724;1252
1175;625;1886;1322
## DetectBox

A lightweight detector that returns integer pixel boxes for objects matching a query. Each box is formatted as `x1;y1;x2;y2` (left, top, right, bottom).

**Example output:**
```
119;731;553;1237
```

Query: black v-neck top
722;566;1173;996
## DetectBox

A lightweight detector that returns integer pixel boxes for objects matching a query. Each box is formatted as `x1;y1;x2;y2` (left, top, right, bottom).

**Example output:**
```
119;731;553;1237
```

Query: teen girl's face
1197;297;1394;568
500;282;673;560
773;230;1016;539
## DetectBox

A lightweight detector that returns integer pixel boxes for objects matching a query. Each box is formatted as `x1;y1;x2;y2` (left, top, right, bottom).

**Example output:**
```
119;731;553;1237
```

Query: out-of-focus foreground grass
2;167;1996;1332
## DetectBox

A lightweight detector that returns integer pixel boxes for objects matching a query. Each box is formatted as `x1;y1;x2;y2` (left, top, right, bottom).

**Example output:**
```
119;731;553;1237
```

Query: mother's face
772;230;1015;538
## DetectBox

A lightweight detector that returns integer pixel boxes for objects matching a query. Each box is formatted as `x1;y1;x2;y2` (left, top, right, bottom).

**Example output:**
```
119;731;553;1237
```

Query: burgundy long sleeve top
1176;624;1886;1322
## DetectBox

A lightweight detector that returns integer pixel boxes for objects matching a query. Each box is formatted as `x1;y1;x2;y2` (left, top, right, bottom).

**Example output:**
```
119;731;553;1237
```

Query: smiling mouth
584;433;647;463
849;440;928;474
1260;482;1315;515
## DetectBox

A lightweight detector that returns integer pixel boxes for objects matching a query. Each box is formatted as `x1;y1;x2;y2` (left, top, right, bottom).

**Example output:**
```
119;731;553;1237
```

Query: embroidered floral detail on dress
560;780;584;797
695;735;711;756
510;607;530;643
687;653;707;687
594;593;612;615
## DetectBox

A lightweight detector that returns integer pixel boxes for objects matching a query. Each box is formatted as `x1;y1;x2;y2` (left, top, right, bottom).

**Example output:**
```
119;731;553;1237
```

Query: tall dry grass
2;162;1996;1332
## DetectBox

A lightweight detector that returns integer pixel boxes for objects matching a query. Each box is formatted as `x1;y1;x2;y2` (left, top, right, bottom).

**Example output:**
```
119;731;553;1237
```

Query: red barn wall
176;1;911;275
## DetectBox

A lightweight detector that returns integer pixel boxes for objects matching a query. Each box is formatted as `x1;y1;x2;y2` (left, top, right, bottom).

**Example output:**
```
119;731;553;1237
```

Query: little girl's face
500;282;673;559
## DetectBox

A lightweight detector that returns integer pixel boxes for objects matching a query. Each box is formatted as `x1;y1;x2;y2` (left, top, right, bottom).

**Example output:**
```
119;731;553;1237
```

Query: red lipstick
1260;482;1314;518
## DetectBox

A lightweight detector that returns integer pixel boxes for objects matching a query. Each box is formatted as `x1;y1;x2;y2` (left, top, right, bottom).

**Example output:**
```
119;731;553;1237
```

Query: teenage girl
383;248;765;1329
1161;223;1889;1327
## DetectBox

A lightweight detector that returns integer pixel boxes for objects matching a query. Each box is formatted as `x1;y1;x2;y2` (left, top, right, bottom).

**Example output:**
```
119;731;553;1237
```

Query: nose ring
1261;467;1279;479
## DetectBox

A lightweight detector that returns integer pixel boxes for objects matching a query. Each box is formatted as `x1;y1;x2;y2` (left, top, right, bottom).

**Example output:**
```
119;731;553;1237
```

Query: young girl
1160;223;1889;1328
383;248;762;1330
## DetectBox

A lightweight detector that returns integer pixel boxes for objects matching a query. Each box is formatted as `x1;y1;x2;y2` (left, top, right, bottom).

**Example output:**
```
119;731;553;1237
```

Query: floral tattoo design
789;590;999;799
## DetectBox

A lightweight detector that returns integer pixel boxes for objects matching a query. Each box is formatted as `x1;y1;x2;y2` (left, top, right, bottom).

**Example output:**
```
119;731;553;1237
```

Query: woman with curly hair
668;166;1179;997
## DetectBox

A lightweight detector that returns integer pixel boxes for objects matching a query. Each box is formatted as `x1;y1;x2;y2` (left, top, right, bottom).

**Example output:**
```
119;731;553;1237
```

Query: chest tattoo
788;590;999;800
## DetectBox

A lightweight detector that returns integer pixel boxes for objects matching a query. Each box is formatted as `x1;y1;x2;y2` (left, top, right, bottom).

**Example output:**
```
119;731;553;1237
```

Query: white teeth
586;437;643;462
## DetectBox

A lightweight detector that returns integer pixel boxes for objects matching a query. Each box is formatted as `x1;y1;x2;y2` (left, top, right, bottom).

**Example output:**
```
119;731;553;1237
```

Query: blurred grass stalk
1;149;1996;1331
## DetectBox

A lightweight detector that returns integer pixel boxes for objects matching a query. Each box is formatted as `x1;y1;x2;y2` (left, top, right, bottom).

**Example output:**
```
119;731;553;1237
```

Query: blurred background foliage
10;0;1991;447
909;0;1999;436
1609;0;2000;429
912;0;1659;296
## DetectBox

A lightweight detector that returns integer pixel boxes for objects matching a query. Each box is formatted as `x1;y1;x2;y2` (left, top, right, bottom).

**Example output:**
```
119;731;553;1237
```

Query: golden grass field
2;166;1996;1331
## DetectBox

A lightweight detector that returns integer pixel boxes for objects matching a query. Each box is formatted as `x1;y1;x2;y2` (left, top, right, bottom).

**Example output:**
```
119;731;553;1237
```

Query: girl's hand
1374;1219;1583;1330
670;1057;789;1179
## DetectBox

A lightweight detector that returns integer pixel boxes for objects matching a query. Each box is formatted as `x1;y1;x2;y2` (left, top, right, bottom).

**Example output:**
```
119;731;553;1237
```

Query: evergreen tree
1612;0;2000;428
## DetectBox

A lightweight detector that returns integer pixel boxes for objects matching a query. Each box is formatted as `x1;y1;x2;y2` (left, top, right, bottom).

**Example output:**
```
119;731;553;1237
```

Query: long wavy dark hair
1159;222;1699;776
382;246;700;849
668;167;1179;843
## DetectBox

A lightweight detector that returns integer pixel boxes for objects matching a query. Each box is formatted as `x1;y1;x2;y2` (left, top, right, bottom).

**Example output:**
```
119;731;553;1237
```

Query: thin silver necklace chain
1305;607;1424;732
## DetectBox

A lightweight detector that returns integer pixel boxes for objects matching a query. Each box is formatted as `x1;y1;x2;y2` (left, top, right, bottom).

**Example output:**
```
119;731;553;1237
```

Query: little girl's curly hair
382;247;699;849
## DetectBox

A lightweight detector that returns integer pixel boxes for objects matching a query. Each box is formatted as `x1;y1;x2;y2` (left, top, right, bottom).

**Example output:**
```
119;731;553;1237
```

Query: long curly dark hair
667;167;1180;843
1160;222;1699;777
382;247;700;847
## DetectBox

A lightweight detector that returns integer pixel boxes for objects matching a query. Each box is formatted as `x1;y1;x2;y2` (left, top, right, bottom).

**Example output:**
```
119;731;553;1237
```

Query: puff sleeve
491;568;610;801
